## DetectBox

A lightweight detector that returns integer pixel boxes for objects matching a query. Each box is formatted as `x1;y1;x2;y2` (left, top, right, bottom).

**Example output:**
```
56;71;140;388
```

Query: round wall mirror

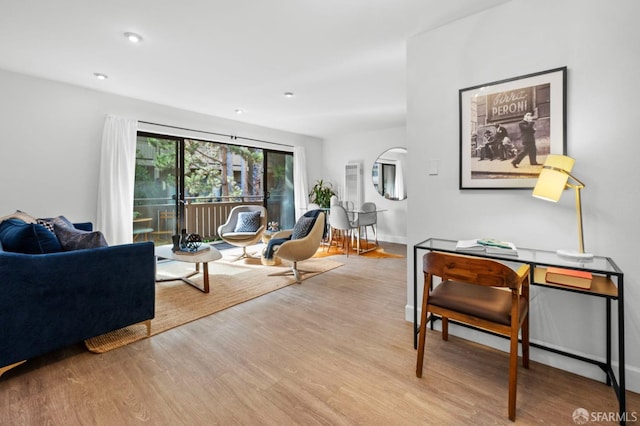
372;147;407;201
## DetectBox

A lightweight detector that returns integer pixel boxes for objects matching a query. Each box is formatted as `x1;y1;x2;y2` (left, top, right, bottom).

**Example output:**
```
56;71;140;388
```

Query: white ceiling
0;0;508;139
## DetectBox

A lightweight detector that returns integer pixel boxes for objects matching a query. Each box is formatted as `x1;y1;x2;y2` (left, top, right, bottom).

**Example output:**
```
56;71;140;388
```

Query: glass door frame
263;149;295;231
136;131;295;242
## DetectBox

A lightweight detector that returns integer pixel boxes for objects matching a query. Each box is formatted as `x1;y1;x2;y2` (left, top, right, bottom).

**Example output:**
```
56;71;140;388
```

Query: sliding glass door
182;139;264;239
133;134;180;244
264;150;295;230
134;133;294;244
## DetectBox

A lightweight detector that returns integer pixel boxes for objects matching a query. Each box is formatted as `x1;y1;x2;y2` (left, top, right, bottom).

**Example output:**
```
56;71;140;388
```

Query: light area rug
313;244;404;259
85;251;342;353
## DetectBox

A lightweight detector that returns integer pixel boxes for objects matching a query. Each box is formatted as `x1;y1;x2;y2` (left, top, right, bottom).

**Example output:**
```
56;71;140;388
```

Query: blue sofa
0;221;156;376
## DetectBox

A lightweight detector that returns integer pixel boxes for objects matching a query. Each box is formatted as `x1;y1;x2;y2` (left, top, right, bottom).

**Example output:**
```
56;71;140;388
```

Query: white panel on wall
344;162;362;211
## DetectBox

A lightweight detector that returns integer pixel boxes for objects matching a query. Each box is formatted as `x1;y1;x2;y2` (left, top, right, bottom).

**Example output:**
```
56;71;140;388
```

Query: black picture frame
459;66;567;189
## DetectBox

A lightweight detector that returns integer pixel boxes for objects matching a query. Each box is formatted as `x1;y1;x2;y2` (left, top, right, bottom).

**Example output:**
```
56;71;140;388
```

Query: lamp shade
532;155;575;202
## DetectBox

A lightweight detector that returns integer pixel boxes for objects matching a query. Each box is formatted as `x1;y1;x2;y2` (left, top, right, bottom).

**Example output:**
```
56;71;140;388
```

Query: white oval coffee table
155;244;222;293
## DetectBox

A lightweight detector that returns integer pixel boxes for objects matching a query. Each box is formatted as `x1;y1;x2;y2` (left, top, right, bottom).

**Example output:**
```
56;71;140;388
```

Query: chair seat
429;280;528;325
221;231;260;239
133;227;154;234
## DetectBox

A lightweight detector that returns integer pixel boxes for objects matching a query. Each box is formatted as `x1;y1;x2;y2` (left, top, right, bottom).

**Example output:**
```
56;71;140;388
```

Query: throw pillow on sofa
50;216;108;250
0;210;38;224
37;218;56;234
0;218;63;254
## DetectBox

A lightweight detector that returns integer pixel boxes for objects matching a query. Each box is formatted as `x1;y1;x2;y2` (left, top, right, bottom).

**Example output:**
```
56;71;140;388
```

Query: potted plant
308;179;336;208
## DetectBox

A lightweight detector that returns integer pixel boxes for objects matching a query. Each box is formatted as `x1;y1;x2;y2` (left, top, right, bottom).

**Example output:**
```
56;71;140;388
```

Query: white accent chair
268;212;326;283
218;205;267;261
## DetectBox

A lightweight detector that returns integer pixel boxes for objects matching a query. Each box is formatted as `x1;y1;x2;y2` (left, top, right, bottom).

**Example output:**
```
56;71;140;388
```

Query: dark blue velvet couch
0;222;156;376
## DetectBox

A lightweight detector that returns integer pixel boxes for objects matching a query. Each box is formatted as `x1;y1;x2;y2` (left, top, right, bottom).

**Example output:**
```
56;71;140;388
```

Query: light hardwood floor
0;243;637;425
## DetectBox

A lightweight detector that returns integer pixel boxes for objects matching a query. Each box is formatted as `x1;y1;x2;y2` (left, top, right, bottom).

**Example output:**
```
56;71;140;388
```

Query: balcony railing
184;200;263;239
133;196;263;244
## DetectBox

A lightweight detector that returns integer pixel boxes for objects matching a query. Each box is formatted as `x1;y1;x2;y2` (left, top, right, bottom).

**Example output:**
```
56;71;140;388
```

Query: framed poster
459;67;567;189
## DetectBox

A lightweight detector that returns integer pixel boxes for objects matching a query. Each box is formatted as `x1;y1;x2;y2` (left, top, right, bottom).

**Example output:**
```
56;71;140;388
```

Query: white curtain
293;146;309;220
96;115;138;245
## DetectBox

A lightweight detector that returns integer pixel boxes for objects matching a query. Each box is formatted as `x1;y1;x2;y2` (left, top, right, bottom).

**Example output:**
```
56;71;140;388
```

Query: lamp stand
556;182;594;260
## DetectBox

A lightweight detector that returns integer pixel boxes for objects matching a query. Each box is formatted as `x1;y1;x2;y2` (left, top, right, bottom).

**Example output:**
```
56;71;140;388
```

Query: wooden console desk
413;238;626;424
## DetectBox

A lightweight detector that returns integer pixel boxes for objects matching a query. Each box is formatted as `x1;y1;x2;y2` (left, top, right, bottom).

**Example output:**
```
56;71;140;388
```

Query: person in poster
511;112;539;167
493;123;510;160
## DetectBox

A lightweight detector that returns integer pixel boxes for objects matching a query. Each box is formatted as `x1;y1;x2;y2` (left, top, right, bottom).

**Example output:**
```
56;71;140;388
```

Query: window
134;132;294;244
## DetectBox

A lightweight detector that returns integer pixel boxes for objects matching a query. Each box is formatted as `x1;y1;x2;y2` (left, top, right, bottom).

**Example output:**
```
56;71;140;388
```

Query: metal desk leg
618;277;626;425
413;245;419;349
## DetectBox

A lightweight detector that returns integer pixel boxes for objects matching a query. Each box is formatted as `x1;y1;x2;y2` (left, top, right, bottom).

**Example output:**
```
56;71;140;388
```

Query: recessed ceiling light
284;92;295;98
93;73;108;80
235;109;244;114
124;32;143;43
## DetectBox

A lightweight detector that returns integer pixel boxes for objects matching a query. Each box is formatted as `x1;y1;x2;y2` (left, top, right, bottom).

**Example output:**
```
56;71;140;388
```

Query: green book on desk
455;238;518;255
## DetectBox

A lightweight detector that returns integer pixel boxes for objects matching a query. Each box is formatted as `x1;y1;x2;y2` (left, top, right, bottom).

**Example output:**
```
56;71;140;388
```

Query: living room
1;0;639;424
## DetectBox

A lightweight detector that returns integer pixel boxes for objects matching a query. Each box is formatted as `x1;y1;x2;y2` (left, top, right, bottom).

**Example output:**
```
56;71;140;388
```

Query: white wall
323;126;407;243
0;69;323;222
407;0;640;392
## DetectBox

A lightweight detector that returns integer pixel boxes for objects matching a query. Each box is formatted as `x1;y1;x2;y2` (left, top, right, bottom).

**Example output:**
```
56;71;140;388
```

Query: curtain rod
138;120;294;148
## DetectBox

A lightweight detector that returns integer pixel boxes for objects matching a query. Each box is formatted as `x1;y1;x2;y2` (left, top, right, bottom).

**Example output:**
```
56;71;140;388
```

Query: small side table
155;244;222;293
260;232;282;265
262;230;275;244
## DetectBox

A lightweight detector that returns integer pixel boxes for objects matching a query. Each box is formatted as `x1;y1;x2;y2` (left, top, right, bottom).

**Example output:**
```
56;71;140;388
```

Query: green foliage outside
135;137;264;204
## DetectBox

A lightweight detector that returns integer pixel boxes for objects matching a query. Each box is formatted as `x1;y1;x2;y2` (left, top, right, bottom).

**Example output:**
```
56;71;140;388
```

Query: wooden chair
151;210;176;243
416;251;530;421
132;217;154;242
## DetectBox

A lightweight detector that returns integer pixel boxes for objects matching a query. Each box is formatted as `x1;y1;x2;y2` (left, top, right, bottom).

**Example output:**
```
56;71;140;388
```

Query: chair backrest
361;202;376;212
157;210;176;232
307;202;321;211
276;213;326;262
231;205;266;222
220;205;267;234
358;202;377;226
423;251;521;290
330;195;339;206
329;205;353;231
305;212;325;245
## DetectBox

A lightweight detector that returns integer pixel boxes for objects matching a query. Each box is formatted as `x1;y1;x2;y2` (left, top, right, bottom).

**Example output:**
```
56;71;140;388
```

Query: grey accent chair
328;204;358;256
358;202;378;245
